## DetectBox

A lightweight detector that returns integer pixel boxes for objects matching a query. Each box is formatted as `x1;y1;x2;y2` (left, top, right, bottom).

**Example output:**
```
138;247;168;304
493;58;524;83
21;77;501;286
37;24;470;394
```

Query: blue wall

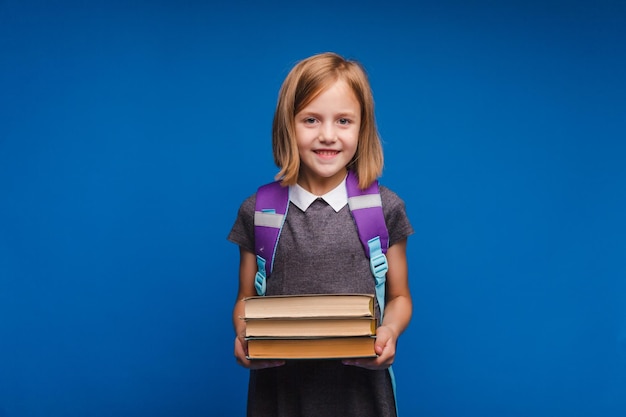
1;1;624;416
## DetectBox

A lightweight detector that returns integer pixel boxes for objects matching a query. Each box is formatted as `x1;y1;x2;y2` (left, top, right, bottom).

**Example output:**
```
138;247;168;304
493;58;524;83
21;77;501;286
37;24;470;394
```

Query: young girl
228;52;413;417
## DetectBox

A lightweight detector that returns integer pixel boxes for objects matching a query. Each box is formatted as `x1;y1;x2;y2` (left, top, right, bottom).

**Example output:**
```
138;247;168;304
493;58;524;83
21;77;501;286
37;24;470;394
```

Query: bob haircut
272;52;384;189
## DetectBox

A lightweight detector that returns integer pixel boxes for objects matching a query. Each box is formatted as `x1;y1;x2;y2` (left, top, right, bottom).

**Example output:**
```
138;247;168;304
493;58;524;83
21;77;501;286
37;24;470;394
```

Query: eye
338;118;351;125
303;117;317;124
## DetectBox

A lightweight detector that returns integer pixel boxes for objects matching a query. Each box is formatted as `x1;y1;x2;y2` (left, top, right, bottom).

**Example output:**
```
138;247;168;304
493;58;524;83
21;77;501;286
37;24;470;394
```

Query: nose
319;122;337;143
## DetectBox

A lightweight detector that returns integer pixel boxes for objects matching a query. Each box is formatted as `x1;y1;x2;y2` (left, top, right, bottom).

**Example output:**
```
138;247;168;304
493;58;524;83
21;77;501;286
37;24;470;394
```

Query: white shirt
289;176;348;213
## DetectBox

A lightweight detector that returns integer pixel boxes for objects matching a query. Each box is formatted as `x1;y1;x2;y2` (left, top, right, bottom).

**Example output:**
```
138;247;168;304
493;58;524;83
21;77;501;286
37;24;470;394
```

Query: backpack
253;170;389;319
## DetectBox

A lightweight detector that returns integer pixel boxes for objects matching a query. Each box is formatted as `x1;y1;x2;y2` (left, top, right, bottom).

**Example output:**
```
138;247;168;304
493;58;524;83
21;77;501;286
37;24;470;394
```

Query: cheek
349;134;360;158
350;131;360;149
295;125;311;141
294;129;306;148
295;138;311;158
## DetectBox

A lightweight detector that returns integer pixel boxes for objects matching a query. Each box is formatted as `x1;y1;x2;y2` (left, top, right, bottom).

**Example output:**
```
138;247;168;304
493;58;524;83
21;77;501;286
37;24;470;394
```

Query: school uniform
229;176;413;417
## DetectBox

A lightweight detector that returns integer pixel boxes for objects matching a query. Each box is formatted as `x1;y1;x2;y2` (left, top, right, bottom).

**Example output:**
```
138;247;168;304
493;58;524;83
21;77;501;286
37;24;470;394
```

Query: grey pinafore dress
229;185;413;417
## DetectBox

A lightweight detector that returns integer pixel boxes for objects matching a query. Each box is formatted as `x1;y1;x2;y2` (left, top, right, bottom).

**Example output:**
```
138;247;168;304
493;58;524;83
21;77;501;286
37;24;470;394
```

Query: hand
234;336;285;370
342;325;397;370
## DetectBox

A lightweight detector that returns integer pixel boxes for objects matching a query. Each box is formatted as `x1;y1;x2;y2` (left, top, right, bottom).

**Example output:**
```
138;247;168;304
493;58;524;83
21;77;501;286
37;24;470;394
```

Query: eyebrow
297;110;358;118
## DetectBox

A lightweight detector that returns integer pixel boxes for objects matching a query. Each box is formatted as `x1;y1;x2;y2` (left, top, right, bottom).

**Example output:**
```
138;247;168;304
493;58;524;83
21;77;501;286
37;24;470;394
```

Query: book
243;294;375;319
243;294;377;360
246;336;376;359
245;316;376;338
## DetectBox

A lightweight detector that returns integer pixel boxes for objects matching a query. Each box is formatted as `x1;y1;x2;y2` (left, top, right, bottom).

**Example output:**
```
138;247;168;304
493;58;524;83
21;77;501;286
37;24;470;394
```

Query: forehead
303;79;359;109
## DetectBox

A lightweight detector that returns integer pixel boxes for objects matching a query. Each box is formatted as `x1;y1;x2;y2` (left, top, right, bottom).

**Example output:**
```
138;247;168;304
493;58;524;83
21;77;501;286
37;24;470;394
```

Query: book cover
246;336;377;360
243;293;375;319
245;316;376;338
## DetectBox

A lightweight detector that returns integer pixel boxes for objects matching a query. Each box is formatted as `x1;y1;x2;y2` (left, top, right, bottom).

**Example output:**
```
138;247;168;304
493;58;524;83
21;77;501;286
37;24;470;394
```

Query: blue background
1;1;625;416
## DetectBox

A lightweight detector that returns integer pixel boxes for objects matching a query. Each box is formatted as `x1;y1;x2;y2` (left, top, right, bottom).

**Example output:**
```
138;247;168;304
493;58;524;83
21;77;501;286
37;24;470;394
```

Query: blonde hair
272;52;384;189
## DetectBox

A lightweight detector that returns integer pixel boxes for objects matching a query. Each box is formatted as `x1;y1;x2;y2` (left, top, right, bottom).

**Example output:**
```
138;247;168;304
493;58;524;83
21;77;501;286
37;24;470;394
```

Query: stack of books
243;294;377;360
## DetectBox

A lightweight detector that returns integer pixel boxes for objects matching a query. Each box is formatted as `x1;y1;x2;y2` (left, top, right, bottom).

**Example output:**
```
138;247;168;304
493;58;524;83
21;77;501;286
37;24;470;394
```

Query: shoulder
379;185;407;211
229;190;257;226
378;184;414;244
227;192;257;251
238;192;256;216
236;178;288;216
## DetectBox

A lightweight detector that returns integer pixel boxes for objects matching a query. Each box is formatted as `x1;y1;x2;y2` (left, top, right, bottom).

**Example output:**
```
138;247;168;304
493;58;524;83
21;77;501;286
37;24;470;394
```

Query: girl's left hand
342;325;397;370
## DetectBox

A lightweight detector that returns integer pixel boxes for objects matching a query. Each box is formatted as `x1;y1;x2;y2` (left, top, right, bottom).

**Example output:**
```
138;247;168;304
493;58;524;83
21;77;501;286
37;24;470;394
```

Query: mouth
314;150;340;157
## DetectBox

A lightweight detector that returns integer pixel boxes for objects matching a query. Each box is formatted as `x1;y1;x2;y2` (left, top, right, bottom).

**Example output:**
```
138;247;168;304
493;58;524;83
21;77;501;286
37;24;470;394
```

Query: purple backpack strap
346;170;389;255
346;170;390;322
253;181;289;295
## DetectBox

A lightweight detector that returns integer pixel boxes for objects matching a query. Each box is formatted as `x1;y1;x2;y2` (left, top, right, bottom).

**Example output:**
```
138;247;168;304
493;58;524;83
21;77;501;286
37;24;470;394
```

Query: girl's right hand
234;336;285;369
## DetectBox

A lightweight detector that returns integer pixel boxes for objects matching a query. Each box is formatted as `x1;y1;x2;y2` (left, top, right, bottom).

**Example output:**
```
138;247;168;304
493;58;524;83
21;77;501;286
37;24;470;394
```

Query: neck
297;170;348;196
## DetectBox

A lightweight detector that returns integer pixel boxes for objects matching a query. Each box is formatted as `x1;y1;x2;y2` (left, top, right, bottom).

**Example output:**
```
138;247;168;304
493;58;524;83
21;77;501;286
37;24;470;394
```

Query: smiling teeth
316;150;338;155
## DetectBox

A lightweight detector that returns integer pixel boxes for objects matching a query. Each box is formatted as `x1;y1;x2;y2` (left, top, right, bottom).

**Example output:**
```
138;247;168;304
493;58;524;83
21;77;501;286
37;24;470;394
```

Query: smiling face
294;79;361;195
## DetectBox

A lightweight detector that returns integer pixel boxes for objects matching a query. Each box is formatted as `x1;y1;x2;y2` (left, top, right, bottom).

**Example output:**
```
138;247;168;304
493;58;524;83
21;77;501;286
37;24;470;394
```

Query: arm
233;247;285;369
343;238;412;369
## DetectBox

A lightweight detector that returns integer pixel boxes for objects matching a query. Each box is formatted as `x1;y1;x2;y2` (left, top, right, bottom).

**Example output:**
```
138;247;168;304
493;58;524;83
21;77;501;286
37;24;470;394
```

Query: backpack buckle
370;252;388;279
255;255;267;296
254;271;266;296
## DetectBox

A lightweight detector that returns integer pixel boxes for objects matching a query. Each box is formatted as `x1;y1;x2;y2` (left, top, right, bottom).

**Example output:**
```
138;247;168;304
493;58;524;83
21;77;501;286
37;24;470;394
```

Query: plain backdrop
1;1;625;416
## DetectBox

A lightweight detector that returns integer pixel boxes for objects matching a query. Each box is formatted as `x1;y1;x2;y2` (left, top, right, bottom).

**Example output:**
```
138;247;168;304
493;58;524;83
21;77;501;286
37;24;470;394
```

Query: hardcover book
243;293;375;319
246;336;376;360
245;316;376;338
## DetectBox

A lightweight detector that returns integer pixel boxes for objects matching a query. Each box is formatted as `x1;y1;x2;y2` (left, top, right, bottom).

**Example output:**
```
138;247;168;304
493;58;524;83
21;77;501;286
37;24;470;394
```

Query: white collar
290;177;348;213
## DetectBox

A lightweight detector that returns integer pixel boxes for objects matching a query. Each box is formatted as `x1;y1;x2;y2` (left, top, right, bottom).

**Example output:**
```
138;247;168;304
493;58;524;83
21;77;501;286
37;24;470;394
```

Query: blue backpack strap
346;171;399;416
253;181;290;295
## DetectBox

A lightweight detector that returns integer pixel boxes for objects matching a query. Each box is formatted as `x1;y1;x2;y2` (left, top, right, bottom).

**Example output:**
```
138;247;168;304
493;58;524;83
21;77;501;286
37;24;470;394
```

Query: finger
234;337;253;368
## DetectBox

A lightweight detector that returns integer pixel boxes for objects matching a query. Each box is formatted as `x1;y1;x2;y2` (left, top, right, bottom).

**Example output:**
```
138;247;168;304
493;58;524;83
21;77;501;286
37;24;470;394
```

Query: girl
228;52;413;417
